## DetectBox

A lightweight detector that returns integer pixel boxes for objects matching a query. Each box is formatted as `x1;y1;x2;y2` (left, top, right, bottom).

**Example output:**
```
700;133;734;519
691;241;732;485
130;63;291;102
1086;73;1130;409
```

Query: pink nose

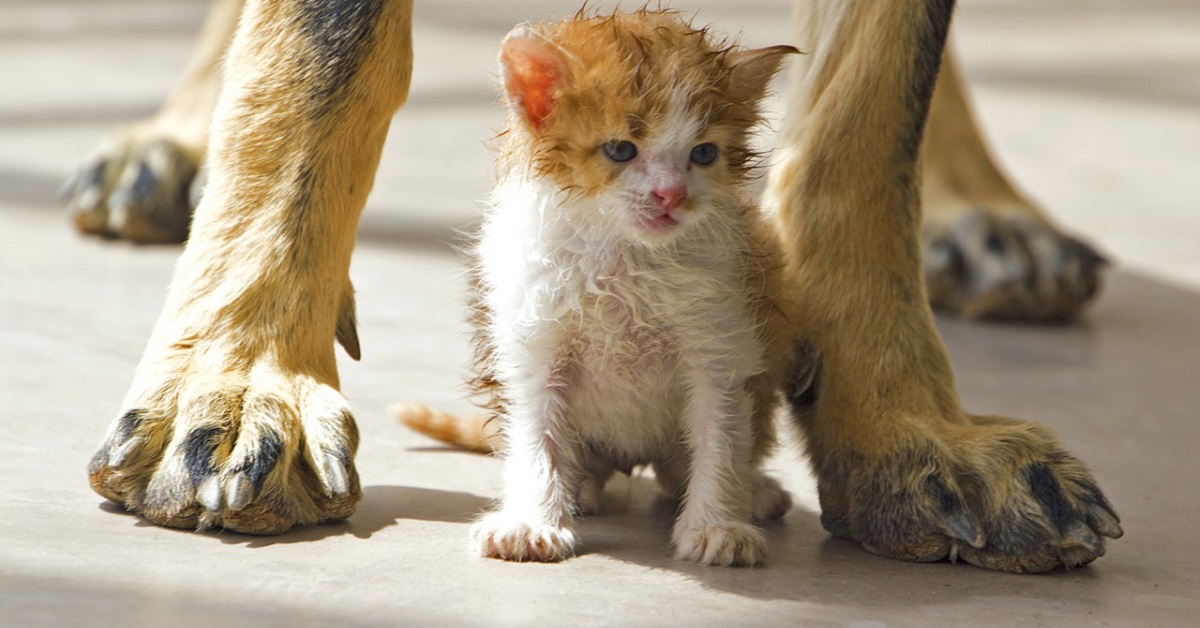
653;185;687;212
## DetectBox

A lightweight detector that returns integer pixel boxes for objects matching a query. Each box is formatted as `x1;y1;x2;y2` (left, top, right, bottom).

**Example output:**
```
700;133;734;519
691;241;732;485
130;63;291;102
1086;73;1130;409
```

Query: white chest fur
477;176;766;461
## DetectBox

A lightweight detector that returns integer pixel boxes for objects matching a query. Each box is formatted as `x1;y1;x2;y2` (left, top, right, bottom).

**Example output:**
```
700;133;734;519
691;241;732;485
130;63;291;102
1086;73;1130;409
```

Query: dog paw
672;521;767;567
923;209;1107;321
471;512;577;562
816;418;1122;573
62;129;201;244
88;371;360;535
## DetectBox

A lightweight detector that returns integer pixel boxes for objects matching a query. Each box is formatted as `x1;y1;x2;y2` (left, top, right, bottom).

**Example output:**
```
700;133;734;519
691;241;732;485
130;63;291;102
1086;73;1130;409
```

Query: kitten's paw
89;370;360;534
62;128;201;244
471;512;577;562
672;521;767;567
749;472;792;522
923;209;1106;321
574;475;607;517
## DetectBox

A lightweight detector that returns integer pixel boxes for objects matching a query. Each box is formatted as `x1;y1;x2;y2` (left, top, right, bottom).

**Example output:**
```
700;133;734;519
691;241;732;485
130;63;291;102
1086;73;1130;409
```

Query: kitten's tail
391;403;501;455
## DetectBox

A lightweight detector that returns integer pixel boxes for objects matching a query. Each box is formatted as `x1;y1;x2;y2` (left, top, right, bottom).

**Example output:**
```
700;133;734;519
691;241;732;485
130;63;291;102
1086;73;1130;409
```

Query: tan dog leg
88;0;413;533
920;47;1106;320
767;0;1120;572
62;0;243;243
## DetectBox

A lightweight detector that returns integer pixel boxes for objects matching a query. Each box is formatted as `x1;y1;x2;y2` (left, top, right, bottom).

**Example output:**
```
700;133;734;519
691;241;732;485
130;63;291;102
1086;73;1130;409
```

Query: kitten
405;9;799;567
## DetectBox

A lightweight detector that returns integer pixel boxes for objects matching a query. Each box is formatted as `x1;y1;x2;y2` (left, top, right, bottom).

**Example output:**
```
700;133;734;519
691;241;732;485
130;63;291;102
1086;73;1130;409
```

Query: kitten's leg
654;450;789;522
471;362;579;562
671;378;766;568
920;47;1106;321
88;0;413;532
63;0;244;243
574;454;615;517
651;454;688;502
766;0;1120;572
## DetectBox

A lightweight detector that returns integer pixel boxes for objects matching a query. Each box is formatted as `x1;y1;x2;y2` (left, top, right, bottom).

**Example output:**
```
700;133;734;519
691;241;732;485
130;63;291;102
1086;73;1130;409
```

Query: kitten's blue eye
603;140;638;163
690;143;719;166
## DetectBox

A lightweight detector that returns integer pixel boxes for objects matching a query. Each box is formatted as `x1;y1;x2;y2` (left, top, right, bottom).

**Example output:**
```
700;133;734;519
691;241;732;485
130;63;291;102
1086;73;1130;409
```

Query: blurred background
2;0;1198;287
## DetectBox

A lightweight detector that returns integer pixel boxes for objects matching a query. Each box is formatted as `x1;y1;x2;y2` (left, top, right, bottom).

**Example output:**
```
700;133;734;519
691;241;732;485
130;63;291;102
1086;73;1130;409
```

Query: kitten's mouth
637;211;679;233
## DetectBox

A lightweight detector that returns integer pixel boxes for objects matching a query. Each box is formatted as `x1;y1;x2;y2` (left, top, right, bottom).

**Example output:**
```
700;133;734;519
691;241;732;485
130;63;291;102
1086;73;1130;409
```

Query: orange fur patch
497;10;795;197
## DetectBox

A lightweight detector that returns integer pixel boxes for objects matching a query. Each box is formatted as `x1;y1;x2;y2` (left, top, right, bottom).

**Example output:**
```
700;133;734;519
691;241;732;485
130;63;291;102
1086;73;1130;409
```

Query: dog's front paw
672;521;767;567
89;366;360;534
471;512;577;562
923;209;1106;321
62;128;202;244
817;418;1122;573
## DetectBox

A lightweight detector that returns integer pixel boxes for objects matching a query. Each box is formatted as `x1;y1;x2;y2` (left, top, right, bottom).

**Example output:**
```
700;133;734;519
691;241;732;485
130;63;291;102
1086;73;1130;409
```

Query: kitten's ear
499;26;571;133
728;45;800;103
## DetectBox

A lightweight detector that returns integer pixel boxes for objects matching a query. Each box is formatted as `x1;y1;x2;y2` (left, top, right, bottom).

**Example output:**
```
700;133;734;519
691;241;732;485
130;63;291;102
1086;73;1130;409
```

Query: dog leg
921;47;1107;321
767;0;1120;572
88;0;413;533
63;0;245;244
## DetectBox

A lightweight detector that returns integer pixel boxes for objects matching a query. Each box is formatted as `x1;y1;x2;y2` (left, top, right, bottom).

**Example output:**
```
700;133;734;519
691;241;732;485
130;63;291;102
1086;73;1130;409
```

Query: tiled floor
2;1;1198;625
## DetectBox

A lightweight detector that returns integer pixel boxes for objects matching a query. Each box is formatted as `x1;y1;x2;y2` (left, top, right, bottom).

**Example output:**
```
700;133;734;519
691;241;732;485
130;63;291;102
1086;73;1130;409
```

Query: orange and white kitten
470;10;798;567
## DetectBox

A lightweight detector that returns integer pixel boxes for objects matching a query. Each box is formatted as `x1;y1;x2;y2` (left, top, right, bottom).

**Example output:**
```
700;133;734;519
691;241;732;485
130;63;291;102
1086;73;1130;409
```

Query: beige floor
2;0;1199;626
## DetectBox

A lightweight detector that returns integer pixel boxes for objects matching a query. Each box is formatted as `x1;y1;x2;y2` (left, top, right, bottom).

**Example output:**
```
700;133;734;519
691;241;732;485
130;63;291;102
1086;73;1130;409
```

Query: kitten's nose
653;185;687;212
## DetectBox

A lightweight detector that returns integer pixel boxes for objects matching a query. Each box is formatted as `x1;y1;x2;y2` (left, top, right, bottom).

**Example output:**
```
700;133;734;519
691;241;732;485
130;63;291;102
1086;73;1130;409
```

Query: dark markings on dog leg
90;409;149;471
298;0;386;115
897;0;956;164
984;231;1006;255
115;409;147;443
183;424;228;512
183;425;224;485
86;160;108;188
239;431;285;487
227;431;284;510
129;161;159;203
785;341;822;428
925;473;984;547
1024;463;1076;534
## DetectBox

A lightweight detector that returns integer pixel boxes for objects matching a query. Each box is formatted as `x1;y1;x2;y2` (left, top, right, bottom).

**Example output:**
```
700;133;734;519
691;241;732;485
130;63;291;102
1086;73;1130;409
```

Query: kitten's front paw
672;521;767;567
471;512;577;562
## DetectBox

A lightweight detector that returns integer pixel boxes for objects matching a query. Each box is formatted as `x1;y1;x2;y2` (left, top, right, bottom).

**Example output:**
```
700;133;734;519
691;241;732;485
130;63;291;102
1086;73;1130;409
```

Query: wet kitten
437;9;797;566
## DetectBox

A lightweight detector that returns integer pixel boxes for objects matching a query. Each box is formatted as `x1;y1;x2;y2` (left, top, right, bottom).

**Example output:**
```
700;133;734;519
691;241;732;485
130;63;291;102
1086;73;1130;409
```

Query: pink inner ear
501;32;566;132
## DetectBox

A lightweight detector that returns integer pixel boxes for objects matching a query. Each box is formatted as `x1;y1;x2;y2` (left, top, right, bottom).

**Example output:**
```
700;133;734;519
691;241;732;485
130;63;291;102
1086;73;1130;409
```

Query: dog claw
225;472;255;511
1086;503;1124;539
321;453;350;496
943;512;986;549
1062;521;1105;556
196;475;223;512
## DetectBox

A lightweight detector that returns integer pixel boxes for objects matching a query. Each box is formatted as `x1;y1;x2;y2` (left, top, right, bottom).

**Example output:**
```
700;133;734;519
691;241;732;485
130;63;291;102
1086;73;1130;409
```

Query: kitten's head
497;9;796;246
